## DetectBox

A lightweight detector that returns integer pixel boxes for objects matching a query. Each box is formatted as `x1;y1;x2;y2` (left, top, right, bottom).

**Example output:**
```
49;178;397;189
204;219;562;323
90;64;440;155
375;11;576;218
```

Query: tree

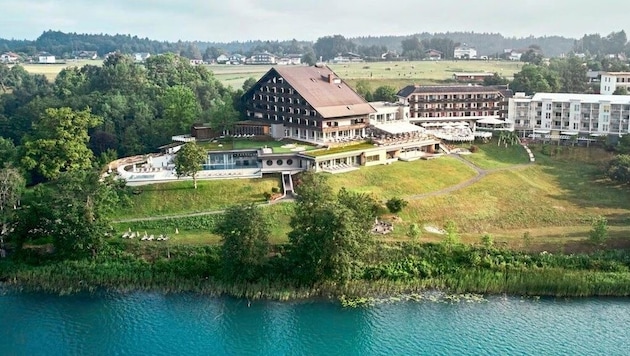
372;86;398;102
216;204;270;282
511;64;561;95
606;154;630;184
483;73;509;86
203;46;223;62
288;172;377;283
616;135;630;154
354;80;373;101
14;170;118;257
301;48;316;66
401;37;424;60
313;35;356;61
22;107;101;181
550;56;588;93
613;87;629;95
442;220;460;249
0;167;25;256
207;94;239;135
521;49;544;65
589;216;608;244
407;223;421;240
386;197;408;213
242;77;257;92
174;142;207;189
0;137;18;168
159;85;201;139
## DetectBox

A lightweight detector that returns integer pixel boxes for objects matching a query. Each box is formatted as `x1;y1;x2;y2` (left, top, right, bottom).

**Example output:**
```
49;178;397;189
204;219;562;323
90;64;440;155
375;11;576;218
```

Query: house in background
277;54;302;65
424;49;443;60
216;54;229;64
332;52;363;63
189;59;204;65
247;51;277;65
229;54;246;65
600;72;630;94
454;44;477;59
134;52;151;63
452;72;495;82
38;52;56;64
0;52;20;63
72;50;98;60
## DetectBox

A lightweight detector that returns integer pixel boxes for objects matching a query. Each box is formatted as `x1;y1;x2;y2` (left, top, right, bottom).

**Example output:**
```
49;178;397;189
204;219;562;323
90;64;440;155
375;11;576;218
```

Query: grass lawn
388;146;630;250
112;203;293;246
111;176;281;219
306;142;376;157
198;138;318;153
20;60;100;81
458;140;531;169
327;156;477;199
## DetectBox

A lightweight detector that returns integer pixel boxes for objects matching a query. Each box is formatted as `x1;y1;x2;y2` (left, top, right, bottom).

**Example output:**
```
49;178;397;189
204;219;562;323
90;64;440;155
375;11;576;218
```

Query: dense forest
3;30;628;61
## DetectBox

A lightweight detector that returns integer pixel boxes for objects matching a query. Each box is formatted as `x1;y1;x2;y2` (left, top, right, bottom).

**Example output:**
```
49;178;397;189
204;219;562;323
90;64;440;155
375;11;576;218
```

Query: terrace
198;138;319;154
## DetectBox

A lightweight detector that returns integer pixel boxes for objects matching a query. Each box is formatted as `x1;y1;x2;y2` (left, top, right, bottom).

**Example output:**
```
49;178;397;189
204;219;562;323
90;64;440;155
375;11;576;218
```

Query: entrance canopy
476;117;505;125
373;122;423;135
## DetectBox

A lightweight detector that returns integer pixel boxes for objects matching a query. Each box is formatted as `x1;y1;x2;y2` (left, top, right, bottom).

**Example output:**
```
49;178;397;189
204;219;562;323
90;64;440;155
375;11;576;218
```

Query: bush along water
2;241;630;299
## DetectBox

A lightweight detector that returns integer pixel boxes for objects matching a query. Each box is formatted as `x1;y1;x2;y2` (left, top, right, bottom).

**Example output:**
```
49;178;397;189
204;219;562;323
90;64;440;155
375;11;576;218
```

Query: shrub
271;187;280;194
481;234;494;248
589;216;608;244
407;223;421;240
263;192;272;201
469;145;479;153
386;197;408;214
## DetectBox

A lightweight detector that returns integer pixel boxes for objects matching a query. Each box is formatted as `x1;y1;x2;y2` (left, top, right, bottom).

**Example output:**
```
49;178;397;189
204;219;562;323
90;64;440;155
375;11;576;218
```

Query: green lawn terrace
197;137;319;154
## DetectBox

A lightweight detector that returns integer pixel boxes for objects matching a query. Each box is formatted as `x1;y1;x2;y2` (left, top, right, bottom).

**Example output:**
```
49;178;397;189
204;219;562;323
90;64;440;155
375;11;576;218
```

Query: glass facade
204;151;260;170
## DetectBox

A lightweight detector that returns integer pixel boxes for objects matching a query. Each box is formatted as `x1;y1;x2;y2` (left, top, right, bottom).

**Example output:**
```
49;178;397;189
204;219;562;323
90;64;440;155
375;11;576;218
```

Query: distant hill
350;32;576;57
0;30;577;59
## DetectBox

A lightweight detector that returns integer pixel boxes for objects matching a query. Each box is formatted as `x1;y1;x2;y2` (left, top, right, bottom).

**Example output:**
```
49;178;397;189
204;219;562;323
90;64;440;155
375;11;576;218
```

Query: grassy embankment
110;141;630;254
4;141;630;298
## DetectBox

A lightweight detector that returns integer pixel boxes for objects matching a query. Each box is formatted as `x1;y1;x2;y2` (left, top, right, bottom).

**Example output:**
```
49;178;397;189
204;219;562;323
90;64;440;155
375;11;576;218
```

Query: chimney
328;74;334;84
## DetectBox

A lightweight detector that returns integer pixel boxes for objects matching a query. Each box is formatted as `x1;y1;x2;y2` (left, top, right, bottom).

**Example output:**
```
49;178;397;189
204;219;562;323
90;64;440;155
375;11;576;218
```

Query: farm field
20;59;523;91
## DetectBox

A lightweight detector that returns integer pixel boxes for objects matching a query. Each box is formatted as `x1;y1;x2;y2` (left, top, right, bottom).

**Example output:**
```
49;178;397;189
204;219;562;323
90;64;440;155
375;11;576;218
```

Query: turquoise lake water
1;291;628;355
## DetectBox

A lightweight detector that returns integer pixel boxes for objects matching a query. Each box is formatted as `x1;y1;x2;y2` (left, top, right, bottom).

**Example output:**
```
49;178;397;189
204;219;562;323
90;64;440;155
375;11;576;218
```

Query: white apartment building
600;72;630;94
508;92;630;137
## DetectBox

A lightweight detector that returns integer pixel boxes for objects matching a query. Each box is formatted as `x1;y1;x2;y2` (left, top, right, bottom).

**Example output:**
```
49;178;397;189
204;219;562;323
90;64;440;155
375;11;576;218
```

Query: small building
189;59;204;65
600;72;630;95
229;54;246;65
277;54;302;65
72;50;98;60
424;49;443;60
38;53;56;64
0;52;20;63
454;45;477;59
216;54;229;64
134;53;151;63
452;72;495;82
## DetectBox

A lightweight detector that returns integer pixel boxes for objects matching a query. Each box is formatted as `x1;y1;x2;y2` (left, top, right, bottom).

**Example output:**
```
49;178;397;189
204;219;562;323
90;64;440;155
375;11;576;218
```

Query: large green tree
0;167;25;256
607;154;630;185
372;86;398;102
510;65;561;95
14;170;119;257
159;85;201;139
174;142;207;189
288;173;378;284
22;107;101;180
215;204;270;282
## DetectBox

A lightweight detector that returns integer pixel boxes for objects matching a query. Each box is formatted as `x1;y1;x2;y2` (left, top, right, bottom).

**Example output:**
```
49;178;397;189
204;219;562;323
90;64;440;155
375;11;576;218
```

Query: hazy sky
2;0;629;42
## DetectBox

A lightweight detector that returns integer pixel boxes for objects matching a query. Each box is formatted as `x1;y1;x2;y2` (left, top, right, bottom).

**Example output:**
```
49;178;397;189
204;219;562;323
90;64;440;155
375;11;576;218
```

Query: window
287;159;293;165
545;113;551;119
276;159;283;166
546;103;552;110
266;160;273;166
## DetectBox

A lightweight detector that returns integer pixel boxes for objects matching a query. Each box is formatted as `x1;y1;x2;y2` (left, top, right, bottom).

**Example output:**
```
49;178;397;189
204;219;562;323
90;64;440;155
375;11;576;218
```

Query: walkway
114;146;536;223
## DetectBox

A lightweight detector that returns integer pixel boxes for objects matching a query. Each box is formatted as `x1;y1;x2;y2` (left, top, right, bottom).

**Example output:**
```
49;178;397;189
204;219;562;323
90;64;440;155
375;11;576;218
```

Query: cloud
1;0;629;42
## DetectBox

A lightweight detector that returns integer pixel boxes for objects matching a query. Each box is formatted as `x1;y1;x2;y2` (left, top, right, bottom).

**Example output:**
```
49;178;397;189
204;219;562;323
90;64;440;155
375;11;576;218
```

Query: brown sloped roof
273;66;376;118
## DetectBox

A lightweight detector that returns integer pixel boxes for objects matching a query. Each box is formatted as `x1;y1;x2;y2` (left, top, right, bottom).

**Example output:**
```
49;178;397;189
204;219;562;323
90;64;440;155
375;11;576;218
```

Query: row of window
266;159;294;166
